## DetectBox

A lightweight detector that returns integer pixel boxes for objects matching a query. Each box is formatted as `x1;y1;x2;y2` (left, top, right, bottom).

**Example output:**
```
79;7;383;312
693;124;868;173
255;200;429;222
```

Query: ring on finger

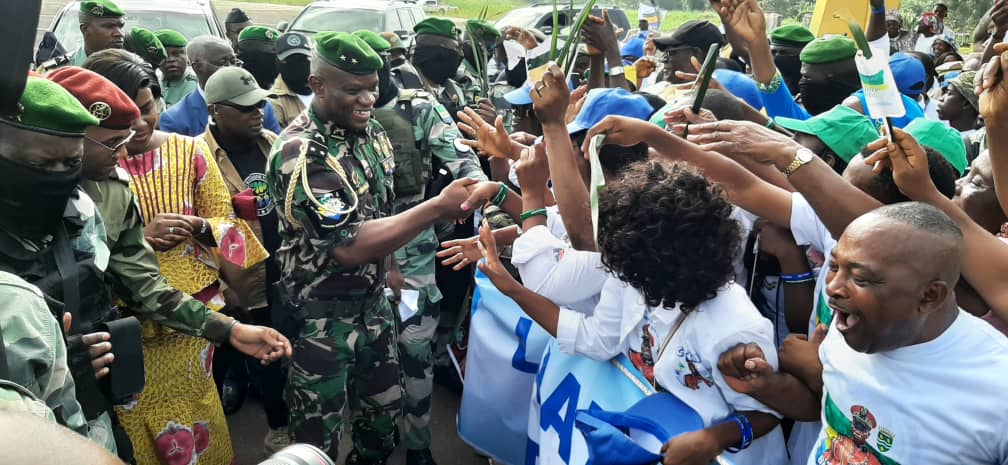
169;226;175;234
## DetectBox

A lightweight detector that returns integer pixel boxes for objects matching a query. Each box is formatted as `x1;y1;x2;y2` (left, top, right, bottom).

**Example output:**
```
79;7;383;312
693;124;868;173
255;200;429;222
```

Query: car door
386;8;404;34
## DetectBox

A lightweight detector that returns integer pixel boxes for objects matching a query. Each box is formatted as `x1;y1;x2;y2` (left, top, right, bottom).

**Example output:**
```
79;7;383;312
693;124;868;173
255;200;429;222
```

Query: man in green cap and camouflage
266;31;479;464
768;24;815;95
359;30;488;465
408;17;472;121
155;30;199;108
39;0;125;72
238;26;282;89
271;32;315;128
123;27;166;69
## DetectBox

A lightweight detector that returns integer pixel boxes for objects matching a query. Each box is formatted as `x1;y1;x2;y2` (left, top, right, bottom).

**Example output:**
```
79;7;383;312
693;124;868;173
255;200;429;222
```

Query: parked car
39;0;225;63
278;0;426;42
494;3;631;41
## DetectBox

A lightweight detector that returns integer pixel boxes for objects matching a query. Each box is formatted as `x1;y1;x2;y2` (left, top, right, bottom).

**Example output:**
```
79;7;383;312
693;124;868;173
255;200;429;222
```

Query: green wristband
491;182;509;205
520;208;548;221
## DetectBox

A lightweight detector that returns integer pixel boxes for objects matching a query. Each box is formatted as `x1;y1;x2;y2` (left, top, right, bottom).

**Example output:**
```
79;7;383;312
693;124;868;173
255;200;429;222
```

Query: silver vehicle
279;0;426;41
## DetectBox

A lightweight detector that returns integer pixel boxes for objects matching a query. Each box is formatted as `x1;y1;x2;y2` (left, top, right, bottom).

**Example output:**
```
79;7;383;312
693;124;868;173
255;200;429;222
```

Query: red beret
47;66;140;130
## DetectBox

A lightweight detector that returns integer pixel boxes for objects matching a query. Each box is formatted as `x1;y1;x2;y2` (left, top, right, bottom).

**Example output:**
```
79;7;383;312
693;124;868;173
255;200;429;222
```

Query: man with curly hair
476;159;787;465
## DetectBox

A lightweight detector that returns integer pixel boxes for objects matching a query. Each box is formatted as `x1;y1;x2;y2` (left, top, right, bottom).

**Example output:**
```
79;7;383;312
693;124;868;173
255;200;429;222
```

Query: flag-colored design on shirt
816;288;833;326
816;393;900;465
628;324;657;383
673;347;714;390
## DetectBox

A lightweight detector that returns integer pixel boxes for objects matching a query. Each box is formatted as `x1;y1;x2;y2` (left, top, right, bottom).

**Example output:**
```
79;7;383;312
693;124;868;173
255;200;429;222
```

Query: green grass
240;0;312;5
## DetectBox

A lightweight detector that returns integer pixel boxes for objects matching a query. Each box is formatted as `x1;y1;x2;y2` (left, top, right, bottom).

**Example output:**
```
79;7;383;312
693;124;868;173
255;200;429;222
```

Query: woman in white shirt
475;159;786;465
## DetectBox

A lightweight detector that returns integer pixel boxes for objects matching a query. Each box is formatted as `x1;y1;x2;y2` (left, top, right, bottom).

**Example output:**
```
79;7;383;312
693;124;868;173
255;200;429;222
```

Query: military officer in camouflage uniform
357;30;487;465
265;32;477;464
38;0;125;72
408;18;473;122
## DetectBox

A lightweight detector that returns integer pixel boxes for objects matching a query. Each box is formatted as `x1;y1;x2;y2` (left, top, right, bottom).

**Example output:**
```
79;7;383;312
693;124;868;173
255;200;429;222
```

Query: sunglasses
218;101;267;113
85;129;136;152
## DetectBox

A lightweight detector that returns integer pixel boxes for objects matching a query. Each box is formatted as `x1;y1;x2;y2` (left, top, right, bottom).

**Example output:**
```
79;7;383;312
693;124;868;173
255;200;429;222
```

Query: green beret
239;26;280;43
948;71;979;113
771;24;815;48
155;29;187;48
466;19;501;41
80;0;124;18
800;36;857;65
0;77;99;137
905;118;968;175
314;32;384;75
125;28;167;66
414;17;459;39
353;30;391;53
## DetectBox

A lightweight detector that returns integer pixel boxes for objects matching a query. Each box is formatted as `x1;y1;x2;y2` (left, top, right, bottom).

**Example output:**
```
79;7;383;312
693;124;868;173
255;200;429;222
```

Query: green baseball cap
80;0;124;18
204;66;276;106
239;26;280;43
800;36;857;65
774;105;879;163
947;71;979;113
414;17;459;39
904;118;968;175
770;24;815;48
0;76;99;137
314;32;384;75
466;19;501;41
155;29;187;49
353;30;391;54
125;27;166;66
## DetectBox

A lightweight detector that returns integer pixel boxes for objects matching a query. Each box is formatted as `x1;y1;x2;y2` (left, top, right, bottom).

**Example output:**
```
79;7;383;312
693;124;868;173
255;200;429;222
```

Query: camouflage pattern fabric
267;108;399;463
375;88;486;450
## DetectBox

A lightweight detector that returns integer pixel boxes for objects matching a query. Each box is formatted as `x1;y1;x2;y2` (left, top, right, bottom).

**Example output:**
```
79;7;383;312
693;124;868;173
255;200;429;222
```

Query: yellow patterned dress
115;133;267;465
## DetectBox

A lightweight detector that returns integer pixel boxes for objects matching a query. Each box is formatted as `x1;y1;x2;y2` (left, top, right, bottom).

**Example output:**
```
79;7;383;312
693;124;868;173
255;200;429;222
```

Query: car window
494;9;550;30
290;6;385;34
386;9;404;32
396;9;415;31
53;7;212;53
413;8;426;23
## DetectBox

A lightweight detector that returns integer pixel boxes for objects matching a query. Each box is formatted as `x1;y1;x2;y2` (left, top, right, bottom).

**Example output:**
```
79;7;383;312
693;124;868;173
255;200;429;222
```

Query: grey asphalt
34;1;493;464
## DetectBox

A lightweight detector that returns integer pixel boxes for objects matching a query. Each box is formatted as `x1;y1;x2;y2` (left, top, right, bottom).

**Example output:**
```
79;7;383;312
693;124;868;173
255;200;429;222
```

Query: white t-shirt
809;310;1008;465
511;223;605;315
787;193;837;465
556;277;788;465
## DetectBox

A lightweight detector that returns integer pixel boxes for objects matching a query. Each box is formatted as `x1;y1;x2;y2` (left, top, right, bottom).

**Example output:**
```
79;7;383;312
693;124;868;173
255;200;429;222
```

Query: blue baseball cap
890;52;927;97
568;88;654;134
621;37;645;63
504;83;534;105
713;69;763;110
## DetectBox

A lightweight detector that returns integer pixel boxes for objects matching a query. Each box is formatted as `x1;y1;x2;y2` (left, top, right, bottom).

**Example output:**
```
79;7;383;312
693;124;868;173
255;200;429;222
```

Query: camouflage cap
80;0;124;18
414;17;459;39
354;30;391;53
379;32;405;51
0;76;99;137
466;19;501;41
155;29;187;48
314;31;384;75
239;26;280;43
125;28;167;66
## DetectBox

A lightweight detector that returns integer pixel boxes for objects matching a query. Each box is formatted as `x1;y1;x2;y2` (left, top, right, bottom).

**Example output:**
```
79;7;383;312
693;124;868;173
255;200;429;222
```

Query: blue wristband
871;5;885;14
724;414;753;453
780;271;815;283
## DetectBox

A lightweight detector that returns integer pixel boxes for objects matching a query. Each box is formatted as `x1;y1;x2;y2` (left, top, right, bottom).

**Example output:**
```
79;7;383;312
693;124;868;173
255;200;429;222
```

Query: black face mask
774;55;802;95
506;58;528;88
0;156;81;240
240;51;279;89
376;60;397;108
413;46;463;84
799;78;859;115
279;56;311;95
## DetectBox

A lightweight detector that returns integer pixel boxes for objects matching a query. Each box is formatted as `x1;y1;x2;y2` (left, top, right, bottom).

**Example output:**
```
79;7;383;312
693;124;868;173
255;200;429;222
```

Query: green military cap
800;36;857;64
414;17;459;39
466;19;501;41
80;0;124;18
155;29;187;48
239;26;280;43
353;30;391;53
125;28;167;66
0;76;99;137
947;71;979;113
205;66;276;106
774;105;879;163
904;118;968;175
770;24;815;48
379;32;405;51
314;31;384;75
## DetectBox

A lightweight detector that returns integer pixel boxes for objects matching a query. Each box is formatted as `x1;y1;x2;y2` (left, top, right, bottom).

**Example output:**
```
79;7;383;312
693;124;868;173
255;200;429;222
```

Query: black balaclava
775;54;802;95
279;55;311;95
376;59;397;107
0;156;81;241
239;49;279;89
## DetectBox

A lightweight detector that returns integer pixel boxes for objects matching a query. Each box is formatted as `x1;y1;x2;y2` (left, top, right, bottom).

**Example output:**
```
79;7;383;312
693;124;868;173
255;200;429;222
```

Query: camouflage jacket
0;271;87;436
267;108;396;303
80;170;234;342
374;89;487;292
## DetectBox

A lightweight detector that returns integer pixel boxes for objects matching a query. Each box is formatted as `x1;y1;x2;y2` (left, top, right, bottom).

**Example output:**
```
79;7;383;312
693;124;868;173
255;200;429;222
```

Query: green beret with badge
770;24;815;48
466;19;501;41
80;0;124;18
315;31;384;75
239;26;280;43
0;76;99;136
800;36;857;64
353;30;391;54
155;29;187;49
125;27;167;67
414;17;459;39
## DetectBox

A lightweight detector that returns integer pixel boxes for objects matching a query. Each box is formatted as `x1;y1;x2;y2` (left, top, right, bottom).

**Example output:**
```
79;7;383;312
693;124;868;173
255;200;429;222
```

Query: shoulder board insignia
111;167;132;184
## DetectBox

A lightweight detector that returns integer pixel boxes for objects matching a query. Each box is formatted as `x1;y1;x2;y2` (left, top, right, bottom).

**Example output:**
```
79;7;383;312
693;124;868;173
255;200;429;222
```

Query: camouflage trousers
285;294;403;463
396;286;440;450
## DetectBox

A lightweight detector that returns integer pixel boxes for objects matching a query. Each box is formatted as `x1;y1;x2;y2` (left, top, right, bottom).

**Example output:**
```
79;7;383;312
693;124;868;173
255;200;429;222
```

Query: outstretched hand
863;127;941;202
514;143;551;195
530;64;571;126
229;323;292;365
978;42;1008;126
457;107;515;159
717;0;767;45
476;219;521;294
581;115;664;156
686;119;801;166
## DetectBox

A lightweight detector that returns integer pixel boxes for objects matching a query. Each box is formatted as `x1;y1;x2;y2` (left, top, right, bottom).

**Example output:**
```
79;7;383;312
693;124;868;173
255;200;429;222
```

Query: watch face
798;149;815;163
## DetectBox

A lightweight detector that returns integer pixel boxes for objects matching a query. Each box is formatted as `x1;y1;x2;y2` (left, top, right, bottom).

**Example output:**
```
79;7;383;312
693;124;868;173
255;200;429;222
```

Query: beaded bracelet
490;182;509;206
520;208;548;221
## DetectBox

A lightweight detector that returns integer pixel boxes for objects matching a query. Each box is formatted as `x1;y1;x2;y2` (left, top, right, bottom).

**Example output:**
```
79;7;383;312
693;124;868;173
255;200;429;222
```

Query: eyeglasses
85;129;136;152
218;101;267;113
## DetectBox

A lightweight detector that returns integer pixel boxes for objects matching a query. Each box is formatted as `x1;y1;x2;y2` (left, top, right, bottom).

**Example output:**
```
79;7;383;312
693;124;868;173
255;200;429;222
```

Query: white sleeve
512;225;607;306
709;323;783;417
789;193;837;254
555;277;627;361
868;34;891;60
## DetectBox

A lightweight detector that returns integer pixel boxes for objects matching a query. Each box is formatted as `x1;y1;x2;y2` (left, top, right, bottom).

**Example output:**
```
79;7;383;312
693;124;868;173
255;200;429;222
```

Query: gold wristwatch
783;147;815;177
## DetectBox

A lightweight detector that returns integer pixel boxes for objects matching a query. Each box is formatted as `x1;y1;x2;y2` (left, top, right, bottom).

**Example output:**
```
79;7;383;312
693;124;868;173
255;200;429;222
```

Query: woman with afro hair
477;158;786;465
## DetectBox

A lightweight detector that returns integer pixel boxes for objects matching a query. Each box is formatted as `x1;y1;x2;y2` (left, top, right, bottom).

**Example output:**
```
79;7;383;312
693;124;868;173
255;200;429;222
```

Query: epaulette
110;166;132;184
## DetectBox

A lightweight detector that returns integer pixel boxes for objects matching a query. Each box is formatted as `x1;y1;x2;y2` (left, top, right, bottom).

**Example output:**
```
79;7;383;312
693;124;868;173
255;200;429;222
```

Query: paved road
35;1;492;464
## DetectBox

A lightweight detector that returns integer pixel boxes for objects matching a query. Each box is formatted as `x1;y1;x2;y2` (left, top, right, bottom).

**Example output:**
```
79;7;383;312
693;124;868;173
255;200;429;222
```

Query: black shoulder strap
52;223;80;335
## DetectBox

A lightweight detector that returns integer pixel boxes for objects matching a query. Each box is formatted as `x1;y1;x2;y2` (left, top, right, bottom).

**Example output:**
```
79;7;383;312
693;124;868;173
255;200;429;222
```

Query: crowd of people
5;0;1008;463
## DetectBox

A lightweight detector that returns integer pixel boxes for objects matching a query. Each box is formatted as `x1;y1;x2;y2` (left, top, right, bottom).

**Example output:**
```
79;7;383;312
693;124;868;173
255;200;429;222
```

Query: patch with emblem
315;192;346;225
381;156;395;174
89;102;112;121
243;172;275;216
91;5;105;15
147;46;159;56
876;428;895;452
286;35;301;46
434;104;453;124
453;138;471;153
